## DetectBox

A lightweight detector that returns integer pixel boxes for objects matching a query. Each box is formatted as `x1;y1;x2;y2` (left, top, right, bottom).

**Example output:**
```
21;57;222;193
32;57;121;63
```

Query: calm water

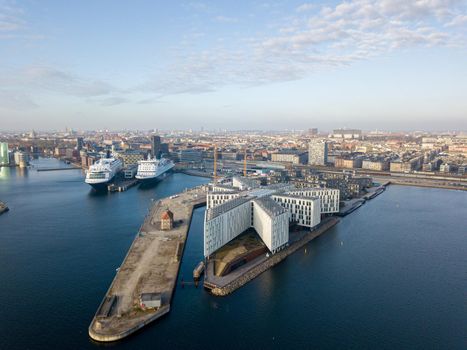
0;158;466;350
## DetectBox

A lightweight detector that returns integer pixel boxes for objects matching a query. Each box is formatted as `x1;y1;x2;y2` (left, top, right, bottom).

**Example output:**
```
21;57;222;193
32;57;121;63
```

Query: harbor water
0;158;466;349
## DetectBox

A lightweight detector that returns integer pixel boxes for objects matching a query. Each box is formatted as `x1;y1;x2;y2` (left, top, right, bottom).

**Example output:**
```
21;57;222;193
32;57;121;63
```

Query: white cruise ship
136;157;174;185
85;157;123;190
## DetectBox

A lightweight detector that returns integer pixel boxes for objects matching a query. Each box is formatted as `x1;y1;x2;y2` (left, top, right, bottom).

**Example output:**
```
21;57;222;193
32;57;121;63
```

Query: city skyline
1;0;467;131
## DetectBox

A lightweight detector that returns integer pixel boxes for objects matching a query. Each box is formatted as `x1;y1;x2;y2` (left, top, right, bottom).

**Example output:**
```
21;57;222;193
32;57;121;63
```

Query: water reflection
16;167;28;178
0;166;12;180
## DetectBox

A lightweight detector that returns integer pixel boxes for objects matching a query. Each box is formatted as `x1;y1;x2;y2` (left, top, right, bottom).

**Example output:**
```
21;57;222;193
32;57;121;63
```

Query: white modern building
272;194;321;228
252;197;289;253
232;176;261;190
204;182;339;258
309;140;328;166
204;197;253;256
207;191;242;209
286;187;340;214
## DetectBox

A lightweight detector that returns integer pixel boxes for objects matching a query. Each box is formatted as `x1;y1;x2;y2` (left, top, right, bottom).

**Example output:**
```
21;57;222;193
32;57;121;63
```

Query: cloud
139;0;466;97
0;0;25;33
0;66;126;110
0;89;38;110
446;14;467;26
296;3;315;13
95;96;129;106
213;15;238;23
8;66;117;97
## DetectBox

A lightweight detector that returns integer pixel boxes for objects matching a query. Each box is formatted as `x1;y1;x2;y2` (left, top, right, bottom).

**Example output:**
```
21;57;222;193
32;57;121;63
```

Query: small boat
193;261;205;280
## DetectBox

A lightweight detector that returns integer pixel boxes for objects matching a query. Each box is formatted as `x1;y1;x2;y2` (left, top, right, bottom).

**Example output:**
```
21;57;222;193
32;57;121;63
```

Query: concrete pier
204;217;339;296
88;185;207;342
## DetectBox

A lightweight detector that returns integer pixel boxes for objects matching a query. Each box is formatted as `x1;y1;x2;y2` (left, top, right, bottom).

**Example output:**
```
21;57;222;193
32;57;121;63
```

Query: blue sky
0;0;466;131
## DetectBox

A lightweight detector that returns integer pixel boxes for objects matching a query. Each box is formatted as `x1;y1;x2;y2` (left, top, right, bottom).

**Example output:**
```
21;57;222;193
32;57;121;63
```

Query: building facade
271;151;307;165
0;142;9;166
151;135;161;159
286;188;340;214
204;182;339;258
308;140;328;166
272;195;321;228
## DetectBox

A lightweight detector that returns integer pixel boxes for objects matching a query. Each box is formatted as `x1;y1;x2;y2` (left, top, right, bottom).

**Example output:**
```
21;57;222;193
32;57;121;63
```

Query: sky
0;0;466;131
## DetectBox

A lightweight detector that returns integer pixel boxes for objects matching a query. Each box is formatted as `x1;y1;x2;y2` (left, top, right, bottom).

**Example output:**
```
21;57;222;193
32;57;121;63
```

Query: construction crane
243;148;247;177
213;144;217;184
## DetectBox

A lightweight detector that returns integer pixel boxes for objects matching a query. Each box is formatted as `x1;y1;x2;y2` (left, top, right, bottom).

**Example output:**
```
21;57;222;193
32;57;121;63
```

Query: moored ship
136;157;174;186
85;156;123;191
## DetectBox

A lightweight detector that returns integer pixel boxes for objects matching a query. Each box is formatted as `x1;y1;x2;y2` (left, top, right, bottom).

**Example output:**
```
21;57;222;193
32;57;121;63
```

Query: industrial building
204;180;339;257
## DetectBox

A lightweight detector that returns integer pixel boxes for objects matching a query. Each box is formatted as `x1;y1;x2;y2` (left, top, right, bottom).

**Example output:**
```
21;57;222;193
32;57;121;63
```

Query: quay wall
209;218;339;296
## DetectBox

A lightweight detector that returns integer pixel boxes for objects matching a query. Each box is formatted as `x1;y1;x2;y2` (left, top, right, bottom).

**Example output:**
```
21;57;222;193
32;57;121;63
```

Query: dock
88;185;208;342
35;166;80;171
107;178;139;192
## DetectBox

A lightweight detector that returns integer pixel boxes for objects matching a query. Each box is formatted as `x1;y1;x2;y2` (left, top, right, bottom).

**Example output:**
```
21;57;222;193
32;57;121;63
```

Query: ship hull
87;181;111;191
137;169;172;187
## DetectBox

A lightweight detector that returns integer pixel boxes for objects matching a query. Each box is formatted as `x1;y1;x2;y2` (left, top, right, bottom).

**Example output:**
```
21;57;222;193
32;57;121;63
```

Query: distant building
151;135;161;159
390;156;423;172
160;143;169;156
14;151;29;168
160;209;174;230
114;150;145;167
362;160;390;171
76;137;84;151
179;149;203;163
332;129;362;139
335;157;363;169
308;128;318;135
221;151;240;161
308;140;328;166
271;151;307;165
0;142;9;166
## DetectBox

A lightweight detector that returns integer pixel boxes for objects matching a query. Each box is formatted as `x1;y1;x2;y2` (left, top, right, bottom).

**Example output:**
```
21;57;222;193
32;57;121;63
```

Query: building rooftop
206;196;252;220
272;194;319;201
140;293;162;302
253;196;287;217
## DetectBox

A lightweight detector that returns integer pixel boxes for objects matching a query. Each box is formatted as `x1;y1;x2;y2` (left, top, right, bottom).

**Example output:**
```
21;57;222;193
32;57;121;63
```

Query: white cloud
446;14;467;26
213;15;238;23
0;89;37;110
139;0;466;97
0;66;124;109
0;0;25;33
296;3;315;13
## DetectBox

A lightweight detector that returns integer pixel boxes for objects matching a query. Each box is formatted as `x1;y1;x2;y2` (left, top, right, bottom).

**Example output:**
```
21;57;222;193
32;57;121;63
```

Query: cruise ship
136;157;174;186
85;156;123;191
